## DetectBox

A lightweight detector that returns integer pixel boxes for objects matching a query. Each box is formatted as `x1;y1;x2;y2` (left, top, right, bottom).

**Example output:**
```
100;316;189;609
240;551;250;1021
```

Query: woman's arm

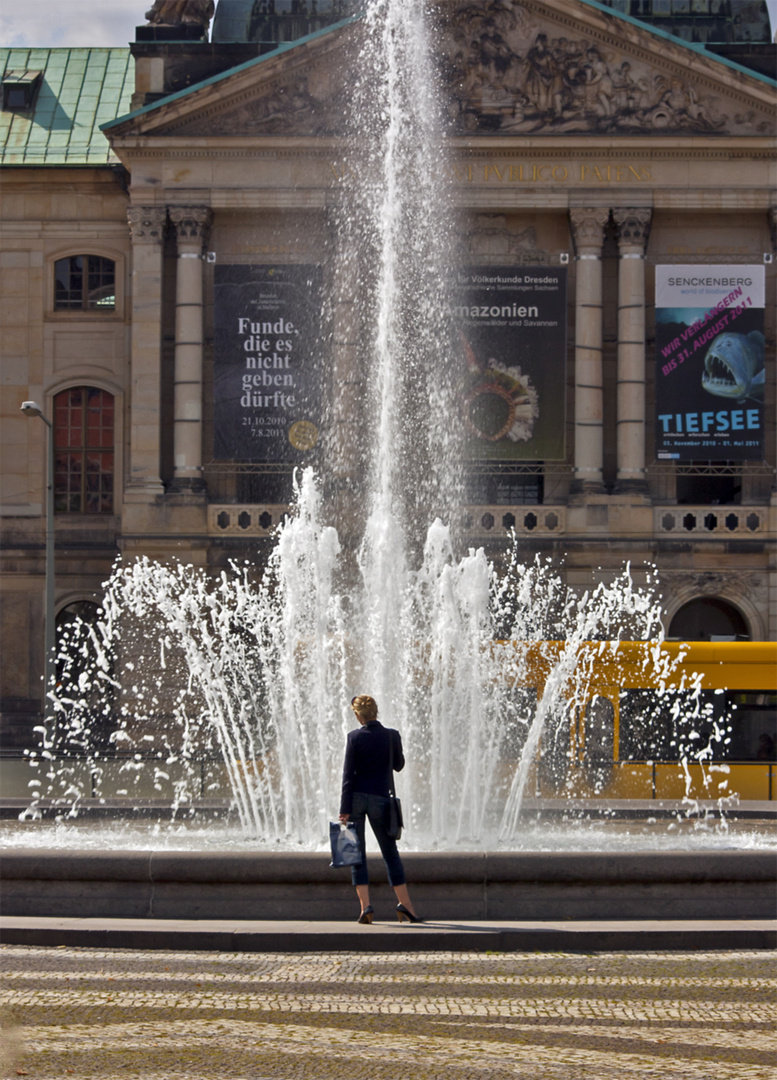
339;732;356;817
393;730;405;773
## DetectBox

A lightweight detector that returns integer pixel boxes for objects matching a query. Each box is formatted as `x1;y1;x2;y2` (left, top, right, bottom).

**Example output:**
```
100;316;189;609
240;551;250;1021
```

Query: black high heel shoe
396;903;423;924
357;905;375;924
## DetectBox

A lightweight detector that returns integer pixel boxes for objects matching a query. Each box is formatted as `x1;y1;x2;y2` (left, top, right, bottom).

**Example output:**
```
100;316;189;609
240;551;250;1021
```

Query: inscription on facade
330;161;653;184
454;162;652;183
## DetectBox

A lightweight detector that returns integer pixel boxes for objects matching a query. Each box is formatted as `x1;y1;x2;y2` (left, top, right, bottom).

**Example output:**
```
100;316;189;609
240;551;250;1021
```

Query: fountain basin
2;849;774;922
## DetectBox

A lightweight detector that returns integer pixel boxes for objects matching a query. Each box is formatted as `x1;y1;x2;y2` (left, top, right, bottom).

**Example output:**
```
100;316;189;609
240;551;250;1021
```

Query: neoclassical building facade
1;0;775;742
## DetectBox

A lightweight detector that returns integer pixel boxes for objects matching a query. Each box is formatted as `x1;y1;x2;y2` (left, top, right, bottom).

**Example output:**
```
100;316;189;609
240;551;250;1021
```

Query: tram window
500;689;537;759
583;695;614;792
619;690;673;760
539;704;571;793
618;690;728;761
619;690;775;762
726;692;776;761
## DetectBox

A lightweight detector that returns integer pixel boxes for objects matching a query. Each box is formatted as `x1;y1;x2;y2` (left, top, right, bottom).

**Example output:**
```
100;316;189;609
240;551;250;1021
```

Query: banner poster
655;265;765;462
213;264;323;462
452;266;567;461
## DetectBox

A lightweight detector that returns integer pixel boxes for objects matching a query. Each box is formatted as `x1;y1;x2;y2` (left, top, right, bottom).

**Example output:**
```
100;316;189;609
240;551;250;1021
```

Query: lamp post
21;400;56;711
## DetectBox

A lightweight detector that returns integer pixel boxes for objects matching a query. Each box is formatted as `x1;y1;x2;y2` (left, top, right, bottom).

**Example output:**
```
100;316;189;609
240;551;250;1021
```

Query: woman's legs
349;794;371;914
366;795;419;918
393;882;417;918
350;793;420;918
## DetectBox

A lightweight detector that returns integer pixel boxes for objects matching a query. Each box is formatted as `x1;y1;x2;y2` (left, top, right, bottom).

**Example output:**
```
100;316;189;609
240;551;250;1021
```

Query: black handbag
386;733;404;840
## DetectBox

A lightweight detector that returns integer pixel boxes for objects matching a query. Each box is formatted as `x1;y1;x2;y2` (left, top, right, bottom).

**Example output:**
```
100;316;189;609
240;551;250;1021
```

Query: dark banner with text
655;265;765;462
213;264;323;462
453;266;567;461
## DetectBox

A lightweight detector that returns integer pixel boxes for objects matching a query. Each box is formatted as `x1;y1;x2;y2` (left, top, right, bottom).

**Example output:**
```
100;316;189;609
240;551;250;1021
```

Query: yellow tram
509;640;776;803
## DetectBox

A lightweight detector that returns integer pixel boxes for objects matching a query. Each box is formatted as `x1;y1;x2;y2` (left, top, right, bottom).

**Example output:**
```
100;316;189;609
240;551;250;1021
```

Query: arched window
668;598;750;641
54;255;115;310
54;388;114;514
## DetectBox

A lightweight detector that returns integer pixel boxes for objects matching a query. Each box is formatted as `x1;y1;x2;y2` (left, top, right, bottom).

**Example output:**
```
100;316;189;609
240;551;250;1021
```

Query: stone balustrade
655;506;768;536
208;504;567;538
208;504;288;536
459;506;566;538
208;504;771;539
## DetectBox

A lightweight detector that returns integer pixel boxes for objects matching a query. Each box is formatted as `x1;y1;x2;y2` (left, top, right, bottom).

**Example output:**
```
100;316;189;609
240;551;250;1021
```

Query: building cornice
105;137;777;160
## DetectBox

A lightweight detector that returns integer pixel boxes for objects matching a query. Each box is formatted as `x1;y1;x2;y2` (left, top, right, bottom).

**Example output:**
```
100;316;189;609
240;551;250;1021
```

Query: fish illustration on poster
655;265;765;462
453;266;567;461
213;265;323;463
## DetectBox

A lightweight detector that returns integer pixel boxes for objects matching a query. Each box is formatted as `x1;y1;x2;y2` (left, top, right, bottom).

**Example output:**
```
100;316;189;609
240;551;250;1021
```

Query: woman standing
339;695;421;924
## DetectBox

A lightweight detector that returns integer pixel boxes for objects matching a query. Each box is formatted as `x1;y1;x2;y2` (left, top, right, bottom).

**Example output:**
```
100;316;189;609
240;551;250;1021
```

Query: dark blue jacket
339;719;405;816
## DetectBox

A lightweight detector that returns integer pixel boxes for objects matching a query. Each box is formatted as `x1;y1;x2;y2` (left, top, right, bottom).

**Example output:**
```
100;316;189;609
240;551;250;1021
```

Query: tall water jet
21;0;742;850
337;0;465;754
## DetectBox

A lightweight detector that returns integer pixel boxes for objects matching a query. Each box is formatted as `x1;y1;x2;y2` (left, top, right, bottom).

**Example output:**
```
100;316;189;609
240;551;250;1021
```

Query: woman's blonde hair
351;694;378;721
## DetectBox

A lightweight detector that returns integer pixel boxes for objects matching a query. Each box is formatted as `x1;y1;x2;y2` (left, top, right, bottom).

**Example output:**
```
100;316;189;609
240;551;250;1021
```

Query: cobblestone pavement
1;946;775;1079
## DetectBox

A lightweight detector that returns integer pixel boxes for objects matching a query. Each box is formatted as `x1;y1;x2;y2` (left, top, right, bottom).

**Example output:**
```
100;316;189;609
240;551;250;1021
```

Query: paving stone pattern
1;946;775;1079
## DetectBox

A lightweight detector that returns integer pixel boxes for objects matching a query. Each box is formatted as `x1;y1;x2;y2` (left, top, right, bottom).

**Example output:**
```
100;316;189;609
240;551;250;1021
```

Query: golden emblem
288;420;319;451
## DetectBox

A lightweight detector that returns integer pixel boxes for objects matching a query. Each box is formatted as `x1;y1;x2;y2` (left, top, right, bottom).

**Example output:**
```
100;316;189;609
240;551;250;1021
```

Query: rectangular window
55;256;115;310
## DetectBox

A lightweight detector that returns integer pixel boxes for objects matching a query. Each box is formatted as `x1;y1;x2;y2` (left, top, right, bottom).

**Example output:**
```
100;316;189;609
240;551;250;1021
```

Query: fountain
1;0;774;927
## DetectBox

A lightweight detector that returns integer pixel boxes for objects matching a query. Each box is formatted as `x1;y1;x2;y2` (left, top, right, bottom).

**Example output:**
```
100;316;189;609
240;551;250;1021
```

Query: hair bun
351;694;378;720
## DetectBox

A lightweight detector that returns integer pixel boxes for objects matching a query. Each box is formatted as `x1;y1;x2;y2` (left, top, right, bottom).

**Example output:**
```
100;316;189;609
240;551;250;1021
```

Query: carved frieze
161;74;351;138
440;0;771;136
127;206;167;244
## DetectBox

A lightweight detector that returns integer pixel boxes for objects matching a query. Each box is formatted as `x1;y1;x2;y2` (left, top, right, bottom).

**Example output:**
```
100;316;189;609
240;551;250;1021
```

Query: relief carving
150;0;771;140
227;80;314;135
466;215;550;262
167;76;344;137
441;1;768;136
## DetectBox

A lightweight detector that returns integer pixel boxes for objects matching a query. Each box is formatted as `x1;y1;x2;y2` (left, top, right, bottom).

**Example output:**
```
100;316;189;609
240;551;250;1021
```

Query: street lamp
21;400;56;711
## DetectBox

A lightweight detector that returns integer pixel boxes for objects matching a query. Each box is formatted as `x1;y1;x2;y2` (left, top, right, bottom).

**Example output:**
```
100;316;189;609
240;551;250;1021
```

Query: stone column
570;208;609;494
613;207;652;495
126;206;167;499
168;206;212;492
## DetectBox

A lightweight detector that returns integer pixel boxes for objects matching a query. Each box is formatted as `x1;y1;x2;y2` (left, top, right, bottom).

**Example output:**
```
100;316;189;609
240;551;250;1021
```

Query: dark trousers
349;791;406;888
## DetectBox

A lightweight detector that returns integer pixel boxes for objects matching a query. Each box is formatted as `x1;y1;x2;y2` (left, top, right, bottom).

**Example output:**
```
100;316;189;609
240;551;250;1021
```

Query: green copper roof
0;49;134;166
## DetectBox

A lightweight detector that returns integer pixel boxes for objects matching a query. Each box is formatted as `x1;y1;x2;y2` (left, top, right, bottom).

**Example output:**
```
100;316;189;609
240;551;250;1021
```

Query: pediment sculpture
146;0;215;26
132;0;773;140
440;0;772;135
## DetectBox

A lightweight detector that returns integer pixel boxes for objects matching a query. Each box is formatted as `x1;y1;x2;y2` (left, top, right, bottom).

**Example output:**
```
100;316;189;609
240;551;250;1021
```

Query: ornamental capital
569;207;609;253
127;206;167;244
613;207;653;251
169;206;212;246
